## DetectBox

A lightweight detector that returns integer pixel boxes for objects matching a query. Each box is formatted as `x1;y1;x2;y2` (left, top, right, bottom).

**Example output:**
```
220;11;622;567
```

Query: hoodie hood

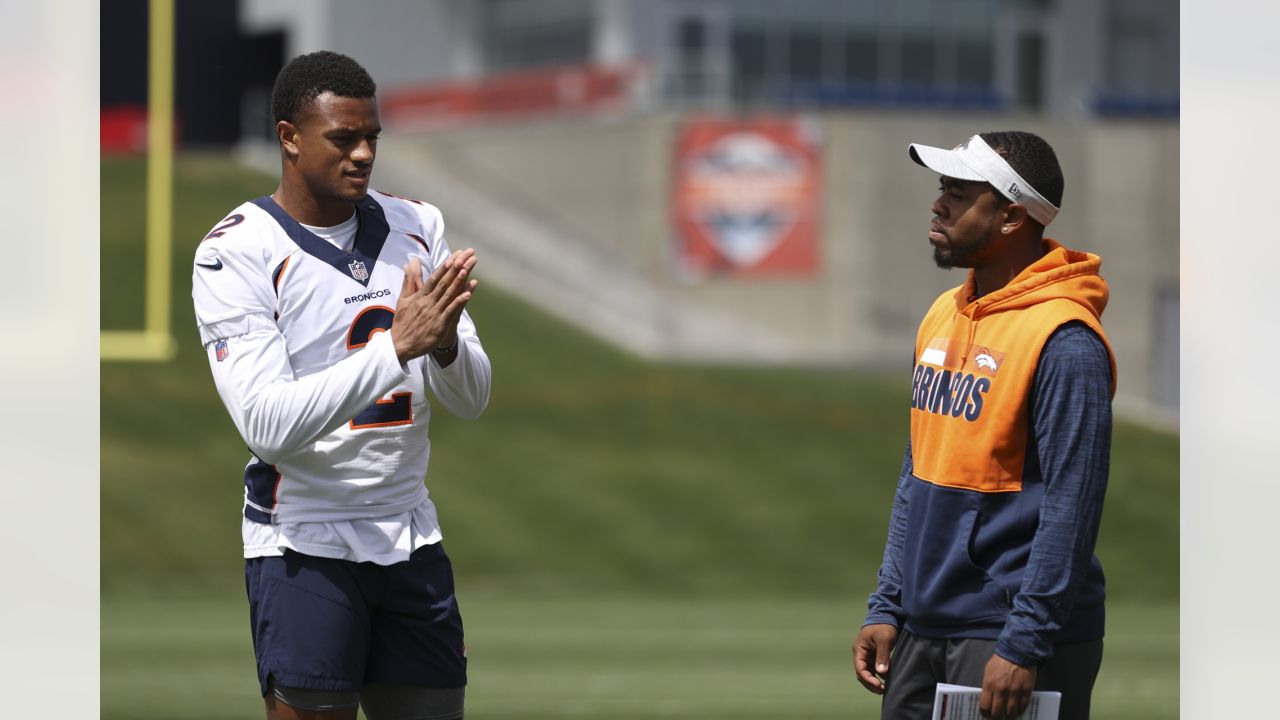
943;240;1108;369
955;238;1109;321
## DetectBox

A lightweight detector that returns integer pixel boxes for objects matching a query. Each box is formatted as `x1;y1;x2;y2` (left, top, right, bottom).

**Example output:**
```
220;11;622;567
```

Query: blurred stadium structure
101;0;1178;425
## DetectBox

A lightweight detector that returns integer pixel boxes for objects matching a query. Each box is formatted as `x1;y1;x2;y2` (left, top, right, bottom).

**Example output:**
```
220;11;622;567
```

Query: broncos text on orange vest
909;239;1117;493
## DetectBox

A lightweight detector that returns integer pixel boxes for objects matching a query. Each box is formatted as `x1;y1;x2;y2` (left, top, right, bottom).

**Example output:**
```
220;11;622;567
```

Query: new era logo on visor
1007;183;1023;199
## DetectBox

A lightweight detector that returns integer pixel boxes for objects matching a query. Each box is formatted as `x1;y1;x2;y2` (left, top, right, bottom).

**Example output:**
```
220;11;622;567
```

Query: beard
934;246;984;269
933;236;988;269
932;244;954;268
931;220;999;269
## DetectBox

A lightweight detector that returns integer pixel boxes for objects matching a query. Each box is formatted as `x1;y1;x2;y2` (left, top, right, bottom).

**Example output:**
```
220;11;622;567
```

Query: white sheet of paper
931;683;1061;720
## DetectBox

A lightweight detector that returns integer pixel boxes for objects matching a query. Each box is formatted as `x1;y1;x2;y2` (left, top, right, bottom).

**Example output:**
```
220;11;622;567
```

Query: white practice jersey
192;190;490;528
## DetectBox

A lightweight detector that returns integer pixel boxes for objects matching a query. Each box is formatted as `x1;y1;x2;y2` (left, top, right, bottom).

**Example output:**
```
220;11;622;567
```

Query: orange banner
672;116;822;277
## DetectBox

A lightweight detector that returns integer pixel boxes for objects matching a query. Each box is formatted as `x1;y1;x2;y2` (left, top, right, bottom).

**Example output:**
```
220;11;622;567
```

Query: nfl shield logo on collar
348;259;369;281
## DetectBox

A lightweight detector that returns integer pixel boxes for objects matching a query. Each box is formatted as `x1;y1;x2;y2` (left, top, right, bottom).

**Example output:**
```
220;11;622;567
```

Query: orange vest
909;240;1117;493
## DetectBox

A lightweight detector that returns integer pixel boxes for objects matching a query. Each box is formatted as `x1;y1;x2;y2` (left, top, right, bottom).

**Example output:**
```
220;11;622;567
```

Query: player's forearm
222;331;409;463
866;441;913;625
997;475;1107;665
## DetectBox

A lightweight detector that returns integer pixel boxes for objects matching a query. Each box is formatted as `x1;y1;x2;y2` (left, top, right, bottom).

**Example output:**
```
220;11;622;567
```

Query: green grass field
101;153;1178;719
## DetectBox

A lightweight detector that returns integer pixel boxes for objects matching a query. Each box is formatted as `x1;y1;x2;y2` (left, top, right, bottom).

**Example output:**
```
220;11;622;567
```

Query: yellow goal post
101;0;178;361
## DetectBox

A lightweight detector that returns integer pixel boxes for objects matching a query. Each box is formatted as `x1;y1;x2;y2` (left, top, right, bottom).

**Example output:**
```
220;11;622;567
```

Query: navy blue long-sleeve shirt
865;322;1113;665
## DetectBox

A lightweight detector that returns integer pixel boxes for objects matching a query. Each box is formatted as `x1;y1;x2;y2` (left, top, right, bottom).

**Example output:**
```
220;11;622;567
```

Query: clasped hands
391;249;479;364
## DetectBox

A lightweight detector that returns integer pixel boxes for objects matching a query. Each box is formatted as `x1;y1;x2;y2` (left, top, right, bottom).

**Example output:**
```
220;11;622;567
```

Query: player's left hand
423;249;479;350
979;653;1036;718
390;251;478;364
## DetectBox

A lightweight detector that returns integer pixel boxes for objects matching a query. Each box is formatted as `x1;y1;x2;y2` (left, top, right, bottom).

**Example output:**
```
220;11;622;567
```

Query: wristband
432;338;459;355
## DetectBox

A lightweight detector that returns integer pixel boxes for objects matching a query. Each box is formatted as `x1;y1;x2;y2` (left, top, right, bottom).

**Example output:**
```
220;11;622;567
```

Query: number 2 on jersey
203;213;245;241
347;306;413;429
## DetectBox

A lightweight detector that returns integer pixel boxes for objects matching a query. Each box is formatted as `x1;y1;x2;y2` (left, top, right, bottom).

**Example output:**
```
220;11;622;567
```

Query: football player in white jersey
192;51;490;720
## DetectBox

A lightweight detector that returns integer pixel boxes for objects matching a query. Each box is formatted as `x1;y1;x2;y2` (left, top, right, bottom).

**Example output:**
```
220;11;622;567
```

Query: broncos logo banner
672;116;822;278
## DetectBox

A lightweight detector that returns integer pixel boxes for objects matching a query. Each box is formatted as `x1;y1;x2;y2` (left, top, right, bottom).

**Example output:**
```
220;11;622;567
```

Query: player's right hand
853;623;898;695
390;251;479;363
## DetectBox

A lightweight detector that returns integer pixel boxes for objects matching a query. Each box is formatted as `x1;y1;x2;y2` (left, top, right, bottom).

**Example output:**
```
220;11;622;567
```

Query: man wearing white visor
852;132;1116;720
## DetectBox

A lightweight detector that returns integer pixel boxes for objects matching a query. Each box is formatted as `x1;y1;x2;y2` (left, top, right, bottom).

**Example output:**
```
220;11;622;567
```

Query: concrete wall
241;0;481;87
387;112;1178;423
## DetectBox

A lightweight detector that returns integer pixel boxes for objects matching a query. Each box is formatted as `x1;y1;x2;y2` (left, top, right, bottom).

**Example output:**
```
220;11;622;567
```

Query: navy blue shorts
244;542;467;696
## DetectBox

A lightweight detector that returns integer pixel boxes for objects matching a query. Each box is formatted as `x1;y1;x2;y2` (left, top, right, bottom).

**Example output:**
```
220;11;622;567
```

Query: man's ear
277;120;300;160
1000;203;1030;235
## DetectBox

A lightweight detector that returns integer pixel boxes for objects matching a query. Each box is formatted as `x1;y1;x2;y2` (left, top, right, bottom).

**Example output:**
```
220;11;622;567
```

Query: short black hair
980;131;1064;210
271;50;377;126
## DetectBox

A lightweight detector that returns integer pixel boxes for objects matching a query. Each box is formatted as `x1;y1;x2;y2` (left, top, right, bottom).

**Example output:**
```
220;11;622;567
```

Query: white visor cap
908;134;1059;226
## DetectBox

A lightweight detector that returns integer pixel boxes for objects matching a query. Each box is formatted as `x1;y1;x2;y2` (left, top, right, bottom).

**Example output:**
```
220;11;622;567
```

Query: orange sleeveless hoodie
910;239;1117;492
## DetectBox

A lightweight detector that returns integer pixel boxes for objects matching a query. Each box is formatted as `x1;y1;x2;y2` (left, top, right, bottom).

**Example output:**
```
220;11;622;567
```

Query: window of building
1015;32;1045;110
955;39;992;88
483;0;593;72
899;35;935;88
842;32;878;85
731;28;770;104
787;29;824;84
678;17;706;51
721;0;1001;110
